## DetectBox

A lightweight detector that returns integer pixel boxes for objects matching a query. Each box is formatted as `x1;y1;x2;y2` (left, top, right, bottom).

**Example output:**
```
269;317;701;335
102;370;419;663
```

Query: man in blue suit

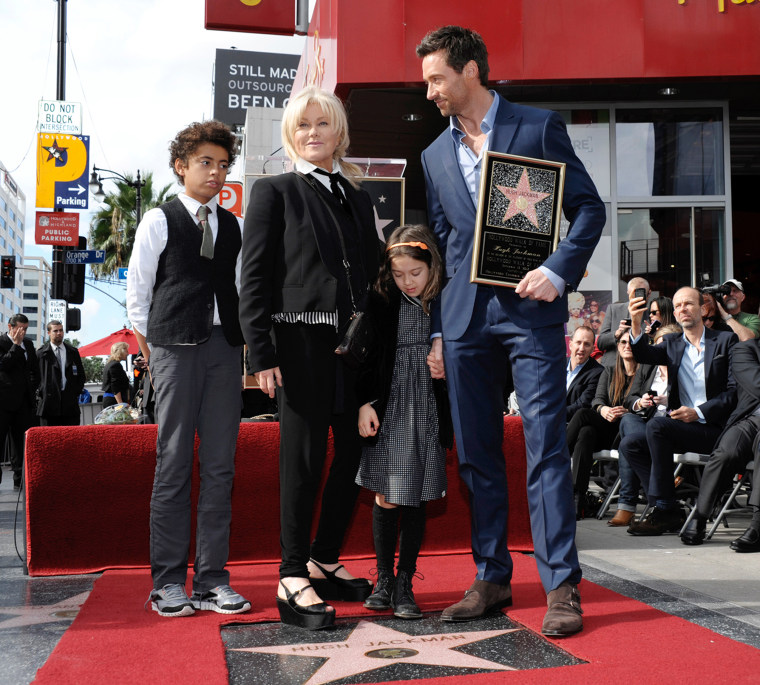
416;26;606;637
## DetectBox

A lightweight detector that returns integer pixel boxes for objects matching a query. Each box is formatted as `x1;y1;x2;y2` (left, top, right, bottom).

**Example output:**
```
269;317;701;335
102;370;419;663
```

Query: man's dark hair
47;319;63;332
169;120;238;185
416;26;490;86
8;314;29;327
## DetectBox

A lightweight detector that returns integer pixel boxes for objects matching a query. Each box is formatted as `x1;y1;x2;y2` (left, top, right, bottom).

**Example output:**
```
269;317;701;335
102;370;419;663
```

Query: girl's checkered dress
356;294;447;506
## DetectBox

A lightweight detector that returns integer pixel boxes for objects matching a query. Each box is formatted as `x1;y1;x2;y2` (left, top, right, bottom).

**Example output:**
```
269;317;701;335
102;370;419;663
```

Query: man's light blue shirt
677;329;707;422
450;91;564;296
566;358;584;391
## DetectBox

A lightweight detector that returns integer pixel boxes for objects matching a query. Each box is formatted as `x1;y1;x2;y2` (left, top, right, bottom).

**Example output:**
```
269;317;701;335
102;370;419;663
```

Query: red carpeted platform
24;418;531;576
33;553;760;685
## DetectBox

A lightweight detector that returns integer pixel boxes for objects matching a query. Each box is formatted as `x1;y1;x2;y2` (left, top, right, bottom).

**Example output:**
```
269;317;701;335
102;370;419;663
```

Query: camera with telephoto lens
702;283;731;308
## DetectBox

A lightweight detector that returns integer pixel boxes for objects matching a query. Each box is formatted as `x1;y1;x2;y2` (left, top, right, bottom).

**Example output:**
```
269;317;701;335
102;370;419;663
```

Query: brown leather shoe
542;582;583;637
441;579;512;622
607;509;635;527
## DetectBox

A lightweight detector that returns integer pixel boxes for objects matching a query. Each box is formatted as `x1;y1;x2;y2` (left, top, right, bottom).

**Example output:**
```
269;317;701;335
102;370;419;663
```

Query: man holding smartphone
619;286;737;535
597;278;650;369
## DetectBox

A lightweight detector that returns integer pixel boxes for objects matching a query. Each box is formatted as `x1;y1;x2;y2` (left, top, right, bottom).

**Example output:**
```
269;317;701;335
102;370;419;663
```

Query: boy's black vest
147;197;244;346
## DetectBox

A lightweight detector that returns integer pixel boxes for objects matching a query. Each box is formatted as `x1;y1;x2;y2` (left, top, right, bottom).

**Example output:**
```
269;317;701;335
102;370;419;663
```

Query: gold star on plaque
496;168;551;228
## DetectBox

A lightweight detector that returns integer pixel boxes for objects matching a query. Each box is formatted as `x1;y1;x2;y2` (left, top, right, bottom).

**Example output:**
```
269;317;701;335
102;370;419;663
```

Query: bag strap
295;171;359;314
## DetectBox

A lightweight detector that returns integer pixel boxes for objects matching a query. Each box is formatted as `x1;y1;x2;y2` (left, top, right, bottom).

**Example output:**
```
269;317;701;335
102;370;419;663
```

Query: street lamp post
88;167;146;225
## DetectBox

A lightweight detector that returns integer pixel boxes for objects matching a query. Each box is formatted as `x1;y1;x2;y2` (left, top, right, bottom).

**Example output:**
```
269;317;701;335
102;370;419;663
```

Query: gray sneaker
148;583;195;617
191;585;251;614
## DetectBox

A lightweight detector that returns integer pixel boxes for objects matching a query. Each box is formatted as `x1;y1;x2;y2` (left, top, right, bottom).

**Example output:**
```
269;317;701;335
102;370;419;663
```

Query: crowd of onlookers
0;316;139;489
564;277;760;553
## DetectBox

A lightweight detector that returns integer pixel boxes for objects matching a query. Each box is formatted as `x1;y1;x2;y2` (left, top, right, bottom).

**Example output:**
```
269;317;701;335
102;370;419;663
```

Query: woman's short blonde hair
280;86;362;184
109;342;129;362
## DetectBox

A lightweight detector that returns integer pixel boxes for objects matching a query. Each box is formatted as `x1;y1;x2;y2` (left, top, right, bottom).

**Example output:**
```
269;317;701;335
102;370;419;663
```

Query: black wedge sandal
276;582;335;630
308;559;372;602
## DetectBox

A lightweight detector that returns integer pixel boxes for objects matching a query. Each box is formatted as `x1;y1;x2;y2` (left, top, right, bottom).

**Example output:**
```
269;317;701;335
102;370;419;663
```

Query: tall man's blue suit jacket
422;95;606;340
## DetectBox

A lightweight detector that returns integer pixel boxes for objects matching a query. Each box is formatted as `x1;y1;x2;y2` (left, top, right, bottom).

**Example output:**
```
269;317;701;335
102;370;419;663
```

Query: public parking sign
65;250;105;264
219;181;244;217
35;211;79;246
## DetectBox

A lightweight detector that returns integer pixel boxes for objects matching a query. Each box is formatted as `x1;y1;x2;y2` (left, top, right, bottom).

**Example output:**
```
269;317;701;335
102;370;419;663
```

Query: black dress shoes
628;506;685;536
680;517;706;545
730;526;760;553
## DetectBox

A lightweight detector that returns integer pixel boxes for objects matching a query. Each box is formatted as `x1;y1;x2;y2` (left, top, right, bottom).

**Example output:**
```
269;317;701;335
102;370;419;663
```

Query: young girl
356;224;452;620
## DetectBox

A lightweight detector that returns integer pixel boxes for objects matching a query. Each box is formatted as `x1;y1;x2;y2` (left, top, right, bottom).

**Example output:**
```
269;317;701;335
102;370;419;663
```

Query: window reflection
556;109;610;197
617;207;724;298
616;108;724;196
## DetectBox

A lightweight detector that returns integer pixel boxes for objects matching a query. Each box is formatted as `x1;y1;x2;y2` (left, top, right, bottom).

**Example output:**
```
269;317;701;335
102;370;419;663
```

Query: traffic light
63;237;86;304
1;256;15;289
66;306;81;332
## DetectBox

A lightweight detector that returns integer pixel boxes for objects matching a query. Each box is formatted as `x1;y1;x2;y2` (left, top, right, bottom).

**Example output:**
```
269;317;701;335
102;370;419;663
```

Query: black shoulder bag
295;171;372;369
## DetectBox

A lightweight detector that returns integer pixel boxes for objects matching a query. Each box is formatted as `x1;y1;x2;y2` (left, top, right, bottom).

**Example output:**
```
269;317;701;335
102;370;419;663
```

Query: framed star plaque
471;151;565;288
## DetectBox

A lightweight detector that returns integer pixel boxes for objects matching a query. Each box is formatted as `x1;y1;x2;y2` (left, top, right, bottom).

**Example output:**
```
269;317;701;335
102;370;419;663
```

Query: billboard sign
213;49;299;127
35;211;80;246
35;133;90;210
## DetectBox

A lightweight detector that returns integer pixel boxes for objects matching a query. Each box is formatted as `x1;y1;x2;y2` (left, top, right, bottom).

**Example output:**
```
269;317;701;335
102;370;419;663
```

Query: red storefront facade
257;0;760;310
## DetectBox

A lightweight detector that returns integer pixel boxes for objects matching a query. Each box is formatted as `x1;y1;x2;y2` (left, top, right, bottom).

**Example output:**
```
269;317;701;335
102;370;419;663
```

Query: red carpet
34;553;758;684
24;419;532;576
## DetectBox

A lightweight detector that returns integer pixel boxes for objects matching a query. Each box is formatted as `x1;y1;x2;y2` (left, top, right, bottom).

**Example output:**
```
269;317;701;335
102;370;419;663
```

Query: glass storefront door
617;206;725;297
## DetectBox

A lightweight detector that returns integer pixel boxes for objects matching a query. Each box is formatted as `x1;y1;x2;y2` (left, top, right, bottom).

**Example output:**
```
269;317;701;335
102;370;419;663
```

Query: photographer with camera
704;279;759;342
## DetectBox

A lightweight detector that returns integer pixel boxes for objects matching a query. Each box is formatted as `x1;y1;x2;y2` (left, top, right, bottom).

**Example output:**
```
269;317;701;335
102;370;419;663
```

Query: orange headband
386;241;429;252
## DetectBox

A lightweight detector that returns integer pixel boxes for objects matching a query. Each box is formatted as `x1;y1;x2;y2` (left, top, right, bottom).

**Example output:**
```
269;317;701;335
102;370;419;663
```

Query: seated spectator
621;287;737;536
681;338;760;547
597;277;650;369
101;342;131;408
713;279;759;341
645;296;675;337
730;440;760;553
608;323;681;527
566;325;603;423
567;331;641;519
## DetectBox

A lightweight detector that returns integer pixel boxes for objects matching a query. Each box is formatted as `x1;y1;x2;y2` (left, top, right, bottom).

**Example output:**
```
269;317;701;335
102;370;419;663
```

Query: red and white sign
205;0;295;35
35;211;79;246
219;182;244;218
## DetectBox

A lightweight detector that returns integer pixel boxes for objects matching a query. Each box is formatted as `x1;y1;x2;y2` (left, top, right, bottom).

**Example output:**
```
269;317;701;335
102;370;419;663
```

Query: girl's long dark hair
610;334;638;405
375;224;443;314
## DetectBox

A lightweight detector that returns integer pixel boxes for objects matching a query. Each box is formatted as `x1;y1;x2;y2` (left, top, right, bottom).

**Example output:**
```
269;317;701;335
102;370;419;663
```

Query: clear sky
1;0;309;348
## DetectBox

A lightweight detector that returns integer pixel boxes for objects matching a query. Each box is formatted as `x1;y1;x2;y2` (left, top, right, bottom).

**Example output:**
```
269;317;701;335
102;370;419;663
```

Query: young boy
127;120;250;617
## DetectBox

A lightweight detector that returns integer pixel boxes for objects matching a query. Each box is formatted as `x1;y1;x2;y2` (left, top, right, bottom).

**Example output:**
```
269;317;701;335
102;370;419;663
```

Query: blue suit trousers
443;287;581;592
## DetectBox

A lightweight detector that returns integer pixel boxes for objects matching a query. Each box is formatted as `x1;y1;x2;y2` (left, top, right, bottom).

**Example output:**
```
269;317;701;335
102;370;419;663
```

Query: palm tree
88;173;175;280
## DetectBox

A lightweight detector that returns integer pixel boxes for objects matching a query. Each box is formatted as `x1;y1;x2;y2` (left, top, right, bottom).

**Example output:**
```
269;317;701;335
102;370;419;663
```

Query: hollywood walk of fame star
496;168;551;228
232;619;521;685
378;195;387;203
0;591;90;629
373;206;394;241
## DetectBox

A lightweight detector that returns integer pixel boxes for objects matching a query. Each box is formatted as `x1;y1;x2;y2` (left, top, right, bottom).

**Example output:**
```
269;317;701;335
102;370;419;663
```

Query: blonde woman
239;87;381;629
101;341;130;408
